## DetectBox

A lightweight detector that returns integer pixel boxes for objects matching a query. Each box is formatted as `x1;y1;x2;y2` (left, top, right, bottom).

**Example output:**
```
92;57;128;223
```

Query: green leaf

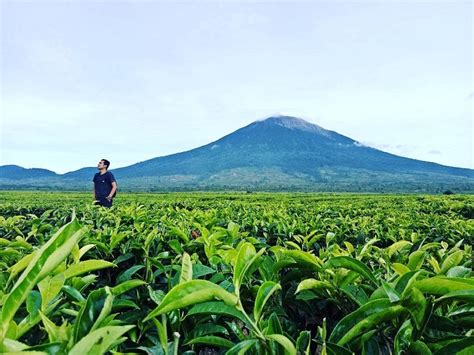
266;334;297;355
433;337;474;355
69;325;134;355
186;335;234;348
394;320;412;355
440;251;464;275
296;331;311;355
0;218;86;342
436;289;474;304
336;304;407;346
111;279;147;296
37;274;65;311
408;340;432;354
254;281;282;323
192;264;216;279
144;280;238;321
186;323;228;340
395;270;423;297
295;279;333;294
408;250;425;270
382;282;401;303
233;243;265;295
281;250;321;271
329;299;395;344
187;301;247;323
179;252;193;284
402;287;428;331
39;312;68;343
414;277;474;295
117;265;144;283
226;339;260;355
266;312;283;335
392;263;411;276
63;260;115;279
26;290;42;321
447;266;472;278
73;286;114;342
323;256;378;286
387;240;412;258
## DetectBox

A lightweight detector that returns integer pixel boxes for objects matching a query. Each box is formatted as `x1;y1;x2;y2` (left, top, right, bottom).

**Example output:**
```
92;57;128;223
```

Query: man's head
97;159;110;170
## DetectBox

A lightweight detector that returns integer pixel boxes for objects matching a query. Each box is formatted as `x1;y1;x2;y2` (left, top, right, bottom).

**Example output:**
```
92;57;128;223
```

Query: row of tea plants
0;192;473;354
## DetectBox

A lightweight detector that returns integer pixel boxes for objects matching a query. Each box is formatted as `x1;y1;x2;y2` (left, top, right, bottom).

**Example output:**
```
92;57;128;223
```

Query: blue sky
1;0;472;173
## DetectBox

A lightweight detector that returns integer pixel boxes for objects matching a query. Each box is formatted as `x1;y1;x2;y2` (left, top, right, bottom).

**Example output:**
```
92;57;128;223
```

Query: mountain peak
256;115;329;135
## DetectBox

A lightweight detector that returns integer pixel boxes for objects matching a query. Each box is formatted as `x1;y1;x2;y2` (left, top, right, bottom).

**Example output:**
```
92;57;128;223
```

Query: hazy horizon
1;0;472;173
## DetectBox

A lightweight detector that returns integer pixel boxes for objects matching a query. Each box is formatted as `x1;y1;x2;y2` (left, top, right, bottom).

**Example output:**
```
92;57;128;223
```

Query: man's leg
98;197;112;208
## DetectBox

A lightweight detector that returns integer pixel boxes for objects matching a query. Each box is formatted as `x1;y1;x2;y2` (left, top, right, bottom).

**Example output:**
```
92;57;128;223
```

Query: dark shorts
96;197;112;208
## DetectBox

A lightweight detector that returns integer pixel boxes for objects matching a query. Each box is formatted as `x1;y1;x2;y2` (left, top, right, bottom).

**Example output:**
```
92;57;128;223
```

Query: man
93;159;117;208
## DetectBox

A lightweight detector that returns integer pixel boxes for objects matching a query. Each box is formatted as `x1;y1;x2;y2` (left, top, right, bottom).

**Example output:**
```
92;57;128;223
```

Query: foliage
0;191;472;354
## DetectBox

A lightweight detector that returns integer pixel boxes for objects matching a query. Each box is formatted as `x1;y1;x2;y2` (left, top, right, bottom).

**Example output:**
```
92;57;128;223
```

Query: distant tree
443;190;454;195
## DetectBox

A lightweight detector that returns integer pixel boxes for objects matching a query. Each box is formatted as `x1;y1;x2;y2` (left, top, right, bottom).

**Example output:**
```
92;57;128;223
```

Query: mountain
1;116;473;192
0;165;58;179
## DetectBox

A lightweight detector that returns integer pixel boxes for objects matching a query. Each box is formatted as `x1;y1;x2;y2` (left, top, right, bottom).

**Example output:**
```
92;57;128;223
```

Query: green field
0;192;473;354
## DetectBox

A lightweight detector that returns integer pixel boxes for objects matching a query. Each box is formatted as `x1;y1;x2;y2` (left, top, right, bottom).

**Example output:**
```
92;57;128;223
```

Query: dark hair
101;159;110;169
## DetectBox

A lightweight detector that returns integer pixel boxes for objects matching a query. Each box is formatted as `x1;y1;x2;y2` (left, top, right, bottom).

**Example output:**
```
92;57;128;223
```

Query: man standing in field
93;159;117;208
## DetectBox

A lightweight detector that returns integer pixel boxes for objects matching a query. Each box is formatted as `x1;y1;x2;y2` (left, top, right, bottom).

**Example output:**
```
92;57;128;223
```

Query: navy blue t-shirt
93;171;116;198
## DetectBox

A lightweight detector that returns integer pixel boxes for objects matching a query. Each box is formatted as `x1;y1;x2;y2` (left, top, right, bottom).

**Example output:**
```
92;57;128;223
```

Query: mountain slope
114;116;471;179
1;116;472;192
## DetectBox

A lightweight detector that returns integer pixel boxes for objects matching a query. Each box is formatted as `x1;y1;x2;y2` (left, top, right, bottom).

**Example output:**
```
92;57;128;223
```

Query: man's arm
107;181;117;200
93;186;97;200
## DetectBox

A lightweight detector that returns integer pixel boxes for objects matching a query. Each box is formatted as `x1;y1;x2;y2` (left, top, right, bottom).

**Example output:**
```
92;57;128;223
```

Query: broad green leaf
226;339;260;355
233;243;265;295
73;286;114;342
329;299;394;343
179;252;193;284
26;291;42;321
408;340;432;354
254;281;282;322
281;250;321;271
395;270;423;296
402;287;428;331
38;274;65;311
296;331;311;355
382;282;401;303
407;250;425;270
186;335;234;349
392;263;411;276
440;251;464;275
116;265;144;283
6;252;36;285
78;244;95;260
295;279;333;294
69;325;134;355
111;279;147;296
432;337;474;355
187;301;247;323
266;334;297;355
186;323;228;340
1;338;29;352
266;312;283;335
436;289;474;304
387;241;412;258
0;219;86;342
394;320;412;355
336;304;407;346
447;266;471;278
323;256;378;286
414;277;474;295
144;280;238;321
39;312;68;343
63;260;115;279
